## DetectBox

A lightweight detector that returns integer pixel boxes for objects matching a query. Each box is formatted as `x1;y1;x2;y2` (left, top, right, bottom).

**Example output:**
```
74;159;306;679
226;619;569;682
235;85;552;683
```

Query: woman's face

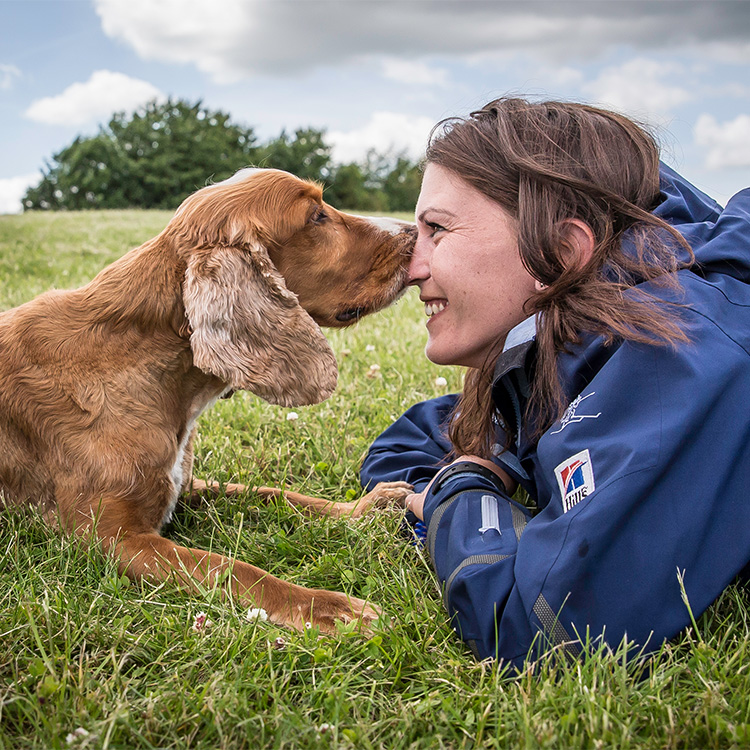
409;163;538;369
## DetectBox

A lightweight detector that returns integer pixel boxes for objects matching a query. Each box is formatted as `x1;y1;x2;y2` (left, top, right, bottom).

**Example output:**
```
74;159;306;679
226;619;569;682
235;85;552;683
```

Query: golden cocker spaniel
0;168;415;632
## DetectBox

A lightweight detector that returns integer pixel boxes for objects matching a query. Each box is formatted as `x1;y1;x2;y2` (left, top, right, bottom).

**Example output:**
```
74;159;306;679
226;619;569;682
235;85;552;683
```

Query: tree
24;133;129;210
381;156;422;212
325;151;422;212
23;98;425;213
24;99;259;210
255;128;333;183
325;162;387;211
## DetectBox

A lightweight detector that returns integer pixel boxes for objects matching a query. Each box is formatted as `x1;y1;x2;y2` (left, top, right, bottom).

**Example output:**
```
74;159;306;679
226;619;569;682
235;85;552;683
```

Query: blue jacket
361;165;750;666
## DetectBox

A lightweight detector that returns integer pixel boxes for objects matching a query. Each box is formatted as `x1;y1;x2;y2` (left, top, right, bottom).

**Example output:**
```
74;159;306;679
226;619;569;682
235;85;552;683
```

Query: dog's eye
309;208;328;225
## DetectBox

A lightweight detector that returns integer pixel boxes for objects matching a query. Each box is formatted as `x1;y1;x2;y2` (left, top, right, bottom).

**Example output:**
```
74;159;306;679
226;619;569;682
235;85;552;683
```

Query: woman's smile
424;298;448;320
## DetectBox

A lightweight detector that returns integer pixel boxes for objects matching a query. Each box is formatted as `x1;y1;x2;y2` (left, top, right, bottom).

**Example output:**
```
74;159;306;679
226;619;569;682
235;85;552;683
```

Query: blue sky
2;0;750;213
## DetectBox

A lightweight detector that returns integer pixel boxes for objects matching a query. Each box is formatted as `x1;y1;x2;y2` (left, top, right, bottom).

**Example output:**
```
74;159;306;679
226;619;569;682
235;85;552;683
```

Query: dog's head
167;168;415;407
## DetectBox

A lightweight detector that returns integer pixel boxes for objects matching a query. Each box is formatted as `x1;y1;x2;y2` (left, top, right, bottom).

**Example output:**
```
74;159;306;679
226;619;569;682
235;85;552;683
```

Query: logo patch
554;449;595;512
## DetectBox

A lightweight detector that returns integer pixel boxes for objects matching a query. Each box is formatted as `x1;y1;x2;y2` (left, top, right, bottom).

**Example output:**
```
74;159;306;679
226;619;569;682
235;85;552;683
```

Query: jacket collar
502;315;537;353
491;316;537;437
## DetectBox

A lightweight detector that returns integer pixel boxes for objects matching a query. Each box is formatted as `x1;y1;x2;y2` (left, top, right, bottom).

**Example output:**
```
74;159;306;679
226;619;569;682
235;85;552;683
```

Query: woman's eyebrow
417;207;457;223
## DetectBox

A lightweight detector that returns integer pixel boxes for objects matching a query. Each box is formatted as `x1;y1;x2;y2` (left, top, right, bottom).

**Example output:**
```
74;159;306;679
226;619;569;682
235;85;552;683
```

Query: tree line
22;99;423;213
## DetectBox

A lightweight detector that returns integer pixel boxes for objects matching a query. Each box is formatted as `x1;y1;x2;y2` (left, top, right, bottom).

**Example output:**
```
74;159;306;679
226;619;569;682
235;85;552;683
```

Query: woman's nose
407;235;431;285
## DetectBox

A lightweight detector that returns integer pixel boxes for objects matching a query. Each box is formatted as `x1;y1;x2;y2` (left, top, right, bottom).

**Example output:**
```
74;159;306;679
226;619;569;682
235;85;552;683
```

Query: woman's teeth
425;301;447;317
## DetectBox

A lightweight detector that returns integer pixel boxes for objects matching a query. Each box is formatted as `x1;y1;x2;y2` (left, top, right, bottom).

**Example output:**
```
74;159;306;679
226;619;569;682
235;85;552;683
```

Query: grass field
2;209;750;749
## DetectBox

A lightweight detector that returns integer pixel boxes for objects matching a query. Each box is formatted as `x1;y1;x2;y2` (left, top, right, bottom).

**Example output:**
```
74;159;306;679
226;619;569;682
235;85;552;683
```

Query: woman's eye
426;221;446;237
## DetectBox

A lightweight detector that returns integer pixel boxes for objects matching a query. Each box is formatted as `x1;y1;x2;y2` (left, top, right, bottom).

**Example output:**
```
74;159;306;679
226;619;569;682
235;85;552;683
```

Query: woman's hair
426;97;693;457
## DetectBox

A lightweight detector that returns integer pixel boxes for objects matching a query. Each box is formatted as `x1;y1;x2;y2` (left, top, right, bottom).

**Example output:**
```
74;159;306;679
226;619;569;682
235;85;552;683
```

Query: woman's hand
404;455;516;521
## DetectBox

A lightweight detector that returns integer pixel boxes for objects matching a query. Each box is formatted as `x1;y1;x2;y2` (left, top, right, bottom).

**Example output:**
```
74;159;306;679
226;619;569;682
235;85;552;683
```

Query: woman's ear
558;218;596;271
182;239;338;407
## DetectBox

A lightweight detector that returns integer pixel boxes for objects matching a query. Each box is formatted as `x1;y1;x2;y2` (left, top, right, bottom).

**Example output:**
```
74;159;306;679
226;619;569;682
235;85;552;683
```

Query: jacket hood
657;163;750;283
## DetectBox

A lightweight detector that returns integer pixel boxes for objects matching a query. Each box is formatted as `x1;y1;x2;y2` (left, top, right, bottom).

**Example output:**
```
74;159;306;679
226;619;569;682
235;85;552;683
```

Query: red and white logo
554;449;595;513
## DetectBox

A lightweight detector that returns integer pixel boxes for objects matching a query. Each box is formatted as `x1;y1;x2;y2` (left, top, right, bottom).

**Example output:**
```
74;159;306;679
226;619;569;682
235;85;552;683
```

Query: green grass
2;210;750;749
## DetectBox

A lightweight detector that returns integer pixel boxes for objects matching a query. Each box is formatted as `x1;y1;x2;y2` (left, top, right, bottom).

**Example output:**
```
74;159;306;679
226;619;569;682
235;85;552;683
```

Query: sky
2;0;750;214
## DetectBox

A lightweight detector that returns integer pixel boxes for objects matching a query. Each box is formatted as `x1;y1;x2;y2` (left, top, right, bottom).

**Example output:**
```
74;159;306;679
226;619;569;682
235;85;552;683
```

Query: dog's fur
0;168;415;632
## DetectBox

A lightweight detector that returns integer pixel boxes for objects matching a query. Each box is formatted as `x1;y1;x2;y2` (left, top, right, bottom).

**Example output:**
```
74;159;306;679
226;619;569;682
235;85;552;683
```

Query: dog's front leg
181;477;249;509
253;482;414;518
98;526;380;633
187;477;412;519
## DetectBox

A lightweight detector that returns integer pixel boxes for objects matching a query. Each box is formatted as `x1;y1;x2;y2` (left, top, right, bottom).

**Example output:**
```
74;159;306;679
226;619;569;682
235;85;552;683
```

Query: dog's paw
287;589;382;635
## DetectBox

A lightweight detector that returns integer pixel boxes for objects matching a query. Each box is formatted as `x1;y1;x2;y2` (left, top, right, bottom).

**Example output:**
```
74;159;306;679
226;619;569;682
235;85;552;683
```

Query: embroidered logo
554;449;595;512
550;392;601;434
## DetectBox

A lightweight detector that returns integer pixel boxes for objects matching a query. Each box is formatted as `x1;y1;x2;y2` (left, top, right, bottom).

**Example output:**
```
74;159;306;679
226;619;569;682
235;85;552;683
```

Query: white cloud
0;64;21;91
95;0;253;83
92;0;750;82
25;70;164;126
0;173;40;215
694;113;750;170
699;39;750;65
582;58;692;119
380;59;450;87
328;112;434;164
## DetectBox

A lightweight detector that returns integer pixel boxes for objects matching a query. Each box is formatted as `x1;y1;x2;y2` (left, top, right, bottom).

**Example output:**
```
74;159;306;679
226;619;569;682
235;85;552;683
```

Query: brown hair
426;97;693;457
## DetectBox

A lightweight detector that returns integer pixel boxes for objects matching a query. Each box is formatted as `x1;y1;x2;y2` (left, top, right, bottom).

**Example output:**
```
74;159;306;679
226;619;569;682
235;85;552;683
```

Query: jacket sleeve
359;395;458;493
421;469;537;664
360;394;524;492
423;298;750;666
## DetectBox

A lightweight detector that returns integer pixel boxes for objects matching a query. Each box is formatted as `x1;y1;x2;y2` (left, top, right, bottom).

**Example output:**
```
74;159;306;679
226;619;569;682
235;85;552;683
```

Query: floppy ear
182;239;338;407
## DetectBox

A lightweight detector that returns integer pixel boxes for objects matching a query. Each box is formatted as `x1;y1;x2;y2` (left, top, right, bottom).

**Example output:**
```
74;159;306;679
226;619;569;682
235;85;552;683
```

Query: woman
361;97;750;666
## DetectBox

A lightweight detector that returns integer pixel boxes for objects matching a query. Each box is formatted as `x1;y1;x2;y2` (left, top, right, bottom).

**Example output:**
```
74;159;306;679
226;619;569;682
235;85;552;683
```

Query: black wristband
432;461;508;496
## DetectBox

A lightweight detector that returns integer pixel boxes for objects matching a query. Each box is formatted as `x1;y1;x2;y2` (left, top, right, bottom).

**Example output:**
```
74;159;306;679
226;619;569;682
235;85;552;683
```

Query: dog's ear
182;240;337;406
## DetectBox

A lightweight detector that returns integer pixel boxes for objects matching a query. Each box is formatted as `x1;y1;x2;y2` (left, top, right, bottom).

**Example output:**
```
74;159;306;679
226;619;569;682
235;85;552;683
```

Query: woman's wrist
404;456;516;524
432;460;508;496
404;491;426;520
449;455;516;495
